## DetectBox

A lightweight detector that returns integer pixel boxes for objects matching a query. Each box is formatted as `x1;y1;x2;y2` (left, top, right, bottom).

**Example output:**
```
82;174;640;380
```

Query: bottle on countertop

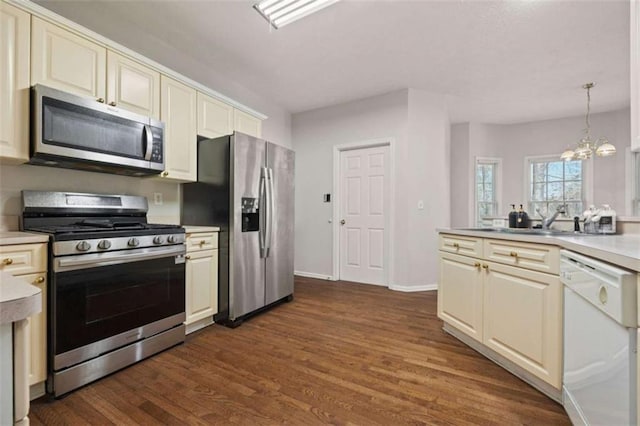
516;204;529;228
508;204;517;228
598;204;616;234
583;205;600;234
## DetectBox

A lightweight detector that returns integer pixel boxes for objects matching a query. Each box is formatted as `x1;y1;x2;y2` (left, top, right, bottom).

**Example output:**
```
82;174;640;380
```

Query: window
528;157;583;218
475;158;500;226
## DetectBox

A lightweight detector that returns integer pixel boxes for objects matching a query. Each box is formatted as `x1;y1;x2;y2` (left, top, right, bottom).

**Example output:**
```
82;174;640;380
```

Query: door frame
332;138;395;287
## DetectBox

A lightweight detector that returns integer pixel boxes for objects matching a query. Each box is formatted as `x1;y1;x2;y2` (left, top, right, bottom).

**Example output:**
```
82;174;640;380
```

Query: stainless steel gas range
21;190;186;397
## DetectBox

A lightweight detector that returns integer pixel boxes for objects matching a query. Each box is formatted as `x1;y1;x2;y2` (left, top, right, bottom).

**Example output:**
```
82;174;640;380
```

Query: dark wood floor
30;277;570;425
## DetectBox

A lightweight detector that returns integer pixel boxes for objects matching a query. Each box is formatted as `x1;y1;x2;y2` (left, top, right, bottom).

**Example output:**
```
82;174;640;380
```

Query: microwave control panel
150;128;163;163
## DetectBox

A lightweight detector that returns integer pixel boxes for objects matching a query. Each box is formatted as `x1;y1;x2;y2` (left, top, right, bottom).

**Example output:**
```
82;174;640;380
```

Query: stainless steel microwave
30;84;165;176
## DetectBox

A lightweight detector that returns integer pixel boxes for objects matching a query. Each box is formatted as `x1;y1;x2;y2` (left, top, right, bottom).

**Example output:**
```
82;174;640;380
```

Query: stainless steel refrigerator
181;132;294;327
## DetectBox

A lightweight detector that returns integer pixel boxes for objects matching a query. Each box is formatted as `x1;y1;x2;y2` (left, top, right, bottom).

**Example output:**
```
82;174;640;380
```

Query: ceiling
34;0;630;124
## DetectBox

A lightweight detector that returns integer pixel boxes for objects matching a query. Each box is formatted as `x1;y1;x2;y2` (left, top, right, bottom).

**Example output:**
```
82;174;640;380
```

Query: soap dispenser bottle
516;204;529;228
508;204;517;228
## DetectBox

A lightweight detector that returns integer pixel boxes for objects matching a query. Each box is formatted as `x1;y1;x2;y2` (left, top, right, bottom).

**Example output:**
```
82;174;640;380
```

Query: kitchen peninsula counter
438;228;640;272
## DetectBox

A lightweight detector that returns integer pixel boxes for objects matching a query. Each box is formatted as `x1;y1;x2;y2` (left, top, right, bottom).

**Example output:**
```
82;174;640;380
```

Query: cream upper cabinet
197;92;233;138
160;75;197;182
31;17;106;99
483;261;562;389
632;0;640;152
0;2;30;164
234;108;262;138
106;51;160;119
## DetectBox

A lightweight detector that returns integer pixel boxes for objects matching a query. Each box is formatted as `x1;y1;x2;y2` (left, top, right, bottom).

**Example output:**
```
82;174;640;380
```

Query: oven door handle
55;245;186;272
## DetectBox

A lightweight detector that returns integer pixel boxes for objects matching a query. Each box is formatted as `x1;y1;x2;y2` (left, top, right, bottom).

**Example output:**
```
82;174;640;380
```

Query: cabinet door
31;17;106;99
160;75;197;181
0;3;30;164
185;249;218;325
437;252;484;342
233;108;262;138
107;51;160;119
197;92;233;139
483;261;562;388
632;0;640;152
10;273;47;386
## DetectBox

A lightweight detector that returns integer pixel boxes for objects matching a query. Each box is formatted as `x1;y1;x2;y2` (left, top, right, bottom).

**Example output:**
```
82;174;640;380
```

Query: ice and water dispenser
241;197;259;232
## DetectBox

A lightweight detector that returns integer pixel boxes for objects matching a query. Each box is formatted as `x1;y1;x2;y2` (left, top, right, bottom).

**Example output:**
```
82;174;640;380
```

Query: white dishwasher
561;250;638;426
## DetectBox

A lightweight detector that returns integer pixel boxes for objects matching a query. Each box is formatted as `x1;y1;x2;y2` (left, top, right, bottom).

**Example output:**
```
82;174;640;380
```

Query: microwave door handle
143;125;153;160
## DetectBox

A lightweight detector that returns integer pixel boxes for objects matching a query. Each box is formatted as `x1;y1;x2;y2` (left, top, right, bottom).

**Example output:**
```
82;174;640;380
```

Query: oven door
51;245;185;370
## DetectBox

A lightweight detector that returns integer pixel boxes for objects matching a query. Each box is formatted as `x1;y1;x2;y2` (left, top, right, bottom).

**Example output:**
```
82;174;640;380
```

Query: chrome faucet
536;204;567;229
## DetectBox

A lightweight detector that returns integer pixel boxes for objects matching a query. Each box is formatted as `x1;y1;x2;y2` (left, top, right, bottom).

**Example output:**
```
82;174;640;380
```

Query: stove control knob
167;235;177;244
97;240;111;250
76;241;91;252
127;238;140;247
153;236;165;245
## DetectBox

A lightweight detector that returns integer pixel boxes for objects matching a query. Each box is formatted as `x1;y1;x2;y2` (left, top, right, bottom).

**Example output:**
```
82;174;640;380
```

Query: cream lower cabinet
185;232;219;334
438;234;562;391
482;261;562;389
0;242;48;405
437;252;483;342
0;2;30;164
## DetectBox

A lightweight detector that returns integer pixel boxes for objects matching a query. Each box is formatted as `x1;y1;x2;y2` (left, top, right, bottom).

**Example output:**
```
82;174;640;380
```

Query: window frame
474;157;502;227
524;154;593;219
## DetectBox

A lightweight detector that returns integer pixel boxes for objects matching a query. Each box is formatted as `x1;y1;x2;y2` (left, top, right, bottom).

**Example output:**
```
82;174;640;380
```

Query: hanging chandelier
560;83;616;161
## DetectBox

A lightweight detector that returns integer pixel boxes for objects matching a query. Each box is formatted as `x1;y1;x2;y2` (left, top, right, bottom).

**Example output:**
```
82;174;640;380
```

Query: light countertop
438;228;640;272
0;232;49;246
0;271;42;324
183;225;220;233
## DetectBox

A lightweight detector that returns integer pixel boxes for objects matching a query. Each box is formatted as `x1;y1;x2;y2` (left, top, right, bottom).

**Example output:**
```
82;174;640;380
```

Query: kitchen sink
455;227;588;236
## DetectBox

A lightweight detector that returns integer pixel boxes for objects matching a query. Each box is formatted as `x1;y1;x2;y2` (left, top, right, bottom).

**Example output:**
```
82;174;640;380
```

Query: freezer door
231;133;267;319
265;142;295;305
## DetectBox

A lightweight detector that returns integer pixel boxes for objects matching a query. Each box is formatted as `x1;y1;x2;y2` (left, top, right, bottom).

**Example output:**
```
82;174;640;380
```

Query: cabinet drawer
483;239;559;275
186;232;218;252
439;234;483;258
0;244;46;275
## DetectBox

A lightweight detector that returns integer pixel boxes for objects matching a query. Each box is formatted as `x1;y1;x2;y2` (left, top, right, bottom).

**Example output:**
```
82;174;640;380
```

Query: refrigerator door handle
265;167;275;257
259;167;268;258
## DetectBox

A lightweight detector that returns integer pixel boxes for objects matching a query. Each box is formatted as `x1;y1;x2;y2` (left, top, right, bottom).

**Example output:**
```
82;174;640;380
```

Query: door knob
340;219;346;225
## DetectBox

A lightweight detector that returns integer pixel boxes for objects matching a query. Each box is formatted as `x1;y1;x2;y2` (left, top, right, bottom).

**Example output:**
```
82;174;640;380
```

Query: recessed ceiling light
254;0;340;29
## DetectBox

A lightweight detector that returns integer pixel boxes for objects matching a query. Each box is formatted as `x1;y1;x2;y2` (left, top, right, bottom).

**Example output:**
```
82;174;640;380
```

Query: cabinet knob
34;276;45;284
2;258;13;265
340;219;346;225
162;171;169;177
108;101;116;106
509;251;518;258
482;264;489;270
97;98;105;103
474;262;481;268
452;243;460;249
199;240;206;245
185;255;191;260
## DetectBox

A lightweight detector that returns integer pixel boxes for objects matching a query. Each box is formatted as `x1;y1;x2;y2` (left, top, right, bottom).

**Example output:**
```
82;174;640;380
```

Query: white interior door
339;145;389;285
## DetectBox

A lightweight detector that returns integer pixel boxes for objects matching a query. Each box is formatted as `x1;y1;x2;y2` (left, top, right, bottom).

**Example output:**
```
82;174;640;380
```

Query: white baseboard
294;271;335;281
388;283;437;292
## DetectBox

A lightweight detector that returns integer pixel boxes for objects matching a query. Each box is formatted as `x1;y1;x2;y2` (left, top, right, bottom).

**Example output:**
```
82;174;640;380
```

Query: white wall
292;89;450;290
451;108;630;225
292;90;408;279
